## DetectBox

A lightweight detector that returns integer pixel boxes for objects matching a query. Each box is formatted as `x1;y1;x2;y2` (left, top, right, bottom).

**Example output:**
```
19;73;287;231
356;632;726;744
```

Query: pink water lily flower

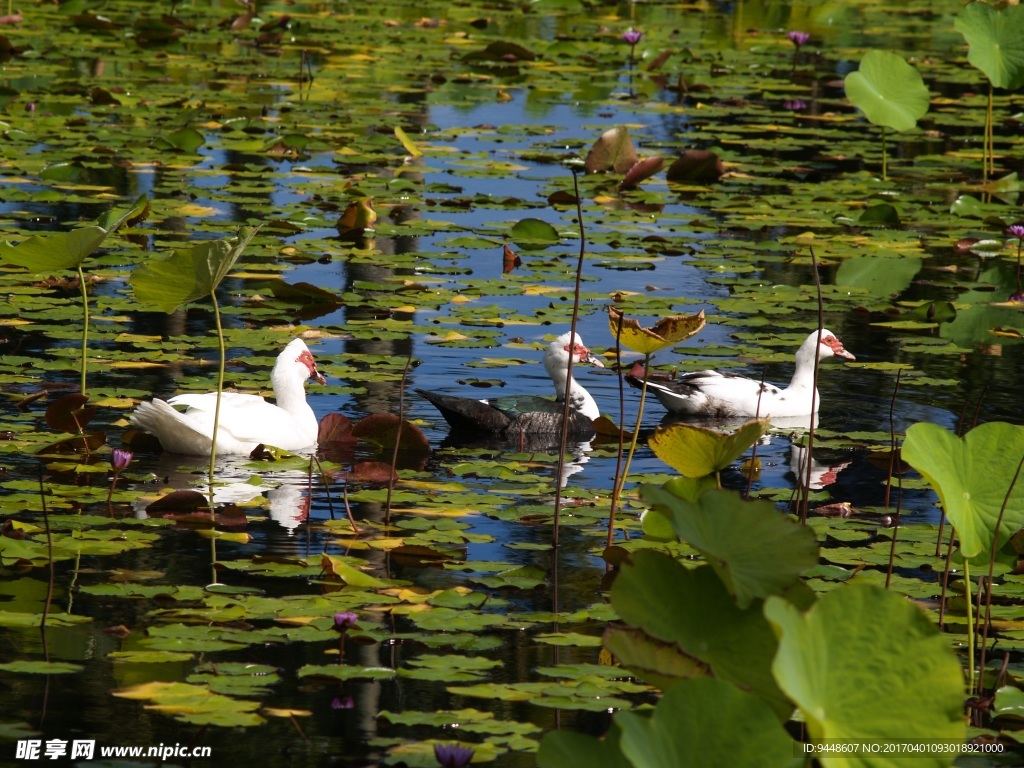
787;30;810;47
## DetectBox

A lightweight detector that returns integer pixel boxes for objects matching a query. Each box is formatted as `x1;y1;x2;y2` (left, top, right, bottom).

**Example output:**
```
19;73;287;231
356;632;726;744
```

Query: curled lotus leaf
609;306;706;355
649;418;770;478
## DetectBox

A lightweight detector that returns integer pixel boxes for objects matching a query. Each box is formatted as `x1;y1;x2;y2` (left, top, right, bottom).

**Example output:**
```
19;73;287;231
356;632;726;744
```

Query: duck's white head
278;338;327;385
800;329;855;363
543;332;603;420
547;331;606;371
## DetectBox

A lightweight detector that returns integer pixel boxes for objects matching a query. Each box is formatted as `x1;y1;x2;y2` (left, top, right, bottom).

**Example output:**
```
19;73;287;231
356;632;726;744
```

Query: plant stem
964;558;975;692
553;165;588;550
77;264;89;396
609;349;651;545
1016;240;1022;295
385;355;413;526
986;83;993;182
208;290;226;502
881;125;887;181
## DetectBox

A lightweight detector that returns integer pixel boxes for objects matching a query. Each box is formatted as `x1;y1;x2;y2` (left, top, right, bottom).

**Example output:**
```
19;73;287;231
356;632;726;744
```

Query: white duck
628;329;854;419
416;331;604;438
131;338;326;455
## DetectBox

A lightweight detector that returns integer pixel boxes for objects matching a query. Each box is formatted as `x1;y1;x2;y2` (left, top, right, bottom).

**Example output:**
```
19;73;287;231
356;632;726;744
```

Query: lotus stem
385;355;414;526
553;163;588;550
611;350;651;534
77;264;89;396
977;453;1024;696
208;290;225;501
964;558;975;693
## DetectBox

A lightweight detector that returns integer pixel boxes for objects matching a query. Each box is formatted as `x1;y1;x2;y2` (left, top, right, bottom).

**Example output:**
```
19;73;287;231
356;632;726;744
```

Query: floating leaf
509;218;560;247
154;126;206;153
0;661;83;674
857;202;901;227
994;685;1024;720
113;681;264;727
145;490;210;515
321;553;390;587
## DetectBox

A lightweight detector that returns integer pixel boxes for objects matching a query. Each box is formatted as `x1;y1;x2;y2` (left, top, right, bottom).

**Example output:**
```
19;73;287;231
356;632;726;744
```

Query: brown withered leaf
45;393;96;433
666;150;724;183
502;244;522;274
619;156;665;191
351;413;430;454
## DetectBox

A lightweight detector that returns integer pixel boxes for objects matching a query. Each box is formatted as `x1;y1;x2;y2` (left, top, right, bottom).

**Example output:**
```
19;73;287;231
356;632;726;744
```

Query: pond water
1;0;1023;765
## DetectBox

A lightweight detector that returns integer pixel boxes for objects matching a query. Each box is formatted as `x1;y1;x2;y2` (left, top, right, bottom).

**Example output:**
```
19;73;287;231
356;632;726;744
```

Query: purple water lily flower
787;30;810;47
111;448;133;472
784;99;807;111
1007;224;1024;240
621;28;644;46
333;611;358;632
331;695;355;710
106;448;134;507
434;743;474;768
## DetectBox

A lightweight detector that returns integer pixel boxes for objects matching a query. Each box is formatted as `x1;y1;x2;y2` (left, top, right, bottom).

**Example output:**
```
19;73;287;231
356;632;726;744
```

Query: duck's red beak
567;342;605;368
299;350;328;384
822;335;855;361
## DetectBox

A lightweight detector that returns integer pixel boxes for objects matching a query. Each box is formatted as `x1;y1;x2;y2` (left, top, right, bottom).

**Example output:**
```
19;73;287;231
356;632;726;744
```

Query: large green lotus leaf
649;419;770;478
765;582;965;767
610;552;790;719
132;228;258;314
901;422;1024;558
538;722;631;768
0;195;147;273
0;226;106;272
844;50;930;132
641;486;819;608
835;255;922;297
95;194;149;234
616;678;801;768
955;2;1024;90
